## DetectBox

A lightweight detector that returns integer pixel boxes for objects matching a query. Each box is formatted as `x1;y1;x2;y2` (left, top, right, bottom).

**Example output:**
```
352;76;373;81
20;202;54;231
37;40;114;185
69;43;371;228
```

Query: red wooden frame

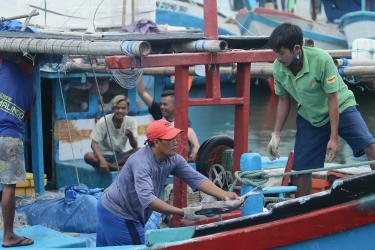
105;0;276;226
106;50;275;69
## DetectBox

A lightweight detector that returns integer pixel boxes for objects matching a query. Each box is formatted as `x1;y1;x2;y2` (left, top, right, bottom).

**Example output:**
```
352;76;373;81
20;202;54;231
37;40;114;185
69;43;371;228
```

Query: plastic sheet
16;185;101;233
16;185;160;234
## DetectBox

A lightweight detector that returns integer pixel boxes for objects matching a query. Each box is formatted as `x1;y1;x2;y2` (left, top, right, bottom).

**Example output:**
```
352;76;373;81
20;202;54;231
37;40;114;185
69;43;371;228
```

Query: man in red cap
96;120;239;246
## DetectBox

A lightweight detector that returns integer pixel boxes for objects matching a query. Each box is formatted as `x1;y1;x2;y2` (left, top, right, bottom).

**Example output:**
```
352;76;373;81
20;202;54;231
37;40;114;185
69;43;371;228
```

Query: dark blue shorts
96;200;145;246
293;106;375;171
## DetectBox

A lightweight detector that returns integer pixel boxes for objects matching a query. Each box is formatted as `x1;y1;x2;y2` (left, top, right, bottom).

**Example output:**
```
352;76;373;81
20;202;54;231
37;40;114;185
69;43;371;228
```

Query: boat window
93;78;128;112
61;78;128;113
64;81;90;113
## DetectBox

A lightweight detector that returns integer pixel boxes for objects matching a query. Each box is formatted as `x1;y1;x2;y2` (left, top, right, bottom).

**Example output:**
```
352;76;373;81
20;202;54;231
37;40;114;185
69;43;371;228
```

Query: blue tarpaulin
0;20;35;32
17;185;101;233
16;185;160;234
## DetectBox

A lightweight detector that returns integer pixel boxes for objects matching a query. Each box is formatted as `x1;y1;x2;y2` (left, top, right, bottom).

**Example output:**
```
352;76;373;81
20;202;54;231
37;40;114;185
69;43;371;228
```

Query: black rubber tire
194;136;215;169
195;135;234;177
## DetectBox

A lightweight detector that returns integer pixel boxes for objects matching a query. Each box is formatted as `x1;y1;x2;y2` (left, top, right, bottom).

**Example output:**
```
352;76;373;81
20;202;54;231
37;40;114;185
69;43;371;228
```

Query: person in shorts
0;54;35;247
266;23;375;197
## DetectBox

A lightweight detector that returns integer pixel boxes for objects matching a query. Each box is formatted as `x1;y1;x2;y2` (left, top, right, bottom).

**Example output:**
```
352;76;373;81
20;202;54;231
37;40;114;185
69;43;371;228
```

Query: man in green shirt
267;23;375;197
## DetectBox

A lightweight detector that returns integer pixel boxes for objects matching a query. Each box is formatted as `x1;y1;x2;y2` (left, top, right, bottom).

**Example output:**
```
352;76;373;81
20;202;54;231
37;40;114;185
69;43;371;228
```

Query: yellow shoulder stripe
326;75;337;84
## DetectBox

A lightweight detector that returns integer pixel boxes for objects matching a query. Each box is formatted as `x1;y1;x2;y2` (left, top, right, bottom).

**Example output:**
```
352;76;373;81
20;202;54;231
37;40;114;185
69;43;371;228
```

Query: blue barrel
240;153;264;216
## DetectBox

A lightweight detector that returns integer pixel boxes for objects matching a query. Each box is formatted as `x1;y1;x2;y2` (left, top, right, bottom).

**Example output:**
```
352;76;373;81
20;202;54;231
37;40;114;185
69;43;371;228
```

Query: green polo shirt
273;46;356;127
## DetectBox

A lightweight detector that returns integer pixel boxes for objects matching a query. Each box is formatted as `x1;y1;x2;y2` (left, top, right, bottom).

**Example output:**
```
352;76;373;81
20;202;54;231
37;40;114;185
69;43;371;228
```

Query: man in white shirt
84;95;138;172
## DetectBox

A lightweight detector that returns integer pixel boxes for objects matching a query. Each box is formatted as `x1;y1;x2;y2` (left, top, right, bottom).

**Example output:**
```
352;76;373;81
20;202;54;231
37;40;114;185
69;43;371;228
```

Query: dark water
188;82;375;164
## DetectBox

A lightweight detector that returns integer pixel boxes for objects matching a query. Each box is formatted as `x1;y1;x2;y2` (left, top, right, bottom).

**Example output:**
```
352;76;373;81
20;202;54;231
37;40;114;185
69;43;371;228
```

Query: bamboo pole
327;50;352;58
21;9;39;32
335;59;375;67
121;0;127;29
0;38;151;56
340;66;375;76
64;62;374;79
131;0;135;23
172;40;228;53
41;30;127;38
0;11;39;22
63;62;274;77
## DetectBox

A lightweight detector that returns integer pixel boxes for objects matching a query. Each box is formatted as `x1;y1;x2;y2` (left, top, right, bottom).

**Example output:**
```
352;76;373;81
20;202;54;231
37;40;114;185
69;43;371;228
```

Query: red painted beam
233;63;251;172
105;50;276;69
188;97;244;106
174;65;190;159
205;64;221;99
203;0;218;39
170;66;190;227
159;200;375;250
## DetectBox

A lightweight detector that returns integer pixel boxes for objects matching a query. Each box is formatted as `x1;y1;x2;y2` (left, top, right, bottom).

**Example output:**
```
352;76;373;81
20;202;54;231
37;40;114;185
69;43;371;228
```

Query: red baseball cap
145;120;182;143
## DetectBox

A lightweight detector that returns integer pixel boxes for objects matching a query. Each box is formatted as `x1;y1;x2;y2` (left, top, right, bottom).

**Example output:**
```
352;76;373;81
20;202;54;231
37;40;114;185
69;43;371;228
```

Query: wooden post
205;63;221;99
203;0;218;40
233;63;251;172
121;0;127;29
170;65;189;227
31;64;45;195
131;0;135;23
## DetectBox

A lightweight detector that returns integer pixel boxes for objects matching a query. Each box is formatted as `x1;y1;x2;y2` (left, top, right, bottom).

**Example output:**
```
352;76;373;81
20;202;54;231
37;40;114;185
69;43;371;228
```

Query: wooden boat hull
156;0;241;35
238;8;347;50
159;200;375;249
340;11;375;48
153;171;375;249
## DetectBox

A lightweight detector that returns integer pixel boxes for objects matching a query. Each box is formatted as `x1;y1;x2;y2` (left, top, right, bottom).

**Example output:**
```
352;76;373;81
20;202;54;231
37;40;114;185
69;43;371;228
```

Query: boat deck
0;225;85;249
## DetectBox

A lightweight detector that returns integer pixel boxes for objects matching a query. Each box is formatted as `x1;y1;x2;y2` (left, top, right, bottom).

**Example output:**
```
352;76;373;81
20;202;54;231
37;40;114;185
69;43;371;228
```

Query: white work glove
183;206;207;221
267;132;280;160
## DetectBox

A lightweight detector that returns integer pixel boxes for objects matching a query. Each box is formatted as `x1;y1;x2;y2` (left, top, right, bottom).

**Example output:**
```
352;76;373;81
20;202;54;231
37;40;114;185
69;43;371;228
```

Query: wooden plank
106;50;276;68
188;97;244;106
233;63;251;173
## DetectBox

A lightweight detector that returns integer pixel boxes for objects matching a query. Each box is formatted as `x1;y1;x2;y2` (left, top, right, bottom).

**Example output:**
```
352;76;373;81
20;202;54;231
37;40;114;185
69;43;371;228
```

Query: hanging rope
89;56;120;171
57;69;81;185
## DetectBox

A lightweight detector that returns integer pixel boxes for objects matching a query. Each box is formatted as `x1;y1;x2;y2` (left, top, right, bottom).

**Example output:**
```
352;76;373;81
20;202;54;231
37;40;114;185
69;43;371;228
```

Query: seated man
137;78;200;162
84;95;138;172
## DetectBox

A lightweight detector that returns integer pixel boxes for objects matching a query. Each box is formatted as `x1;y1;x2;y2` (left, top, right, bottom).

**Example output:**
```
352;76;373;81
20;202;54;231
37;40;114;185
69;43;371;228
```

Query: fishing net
107;68;143;89
106;40;147;89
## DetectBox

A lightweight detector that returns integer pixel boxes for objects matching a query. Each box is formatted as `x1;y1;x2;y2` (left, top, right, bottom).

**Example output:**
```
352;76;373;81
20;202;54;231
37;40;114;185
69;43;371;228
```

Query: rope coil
232;159;375;189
